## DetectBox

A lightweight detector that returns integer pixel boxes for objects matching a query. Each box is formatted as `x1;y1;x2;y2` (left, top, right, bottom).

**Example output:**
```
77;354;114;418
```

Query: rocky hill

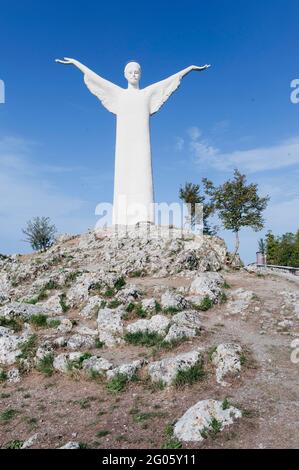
0;227;298;449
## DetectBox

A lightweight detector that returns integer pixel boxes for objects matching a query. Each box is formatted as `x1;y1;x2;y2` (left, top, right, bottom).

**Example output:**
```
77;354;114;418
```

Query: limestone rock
174;399;242;442
7;367;21;383
53;352;82;373
141;298;157;313
161;290;189;311
40;293;63;315
211;343;242;386
0;302;49;321
66;334;95;350
82;355;113;374
97;307;125;347
57;318;73;334
21;433;39;449
126;314;170;336
148;349;202;385
226;289;254;315
0;326;22;365
115;285;141;303
59;441;80;449
189;272;224;303
107;359;145;380
79;296;102;318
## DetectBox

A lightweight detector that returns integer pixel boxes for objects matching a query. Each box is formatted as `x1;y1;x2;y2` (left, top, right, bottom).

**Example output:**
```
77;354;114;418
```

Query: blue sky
0;0;299;263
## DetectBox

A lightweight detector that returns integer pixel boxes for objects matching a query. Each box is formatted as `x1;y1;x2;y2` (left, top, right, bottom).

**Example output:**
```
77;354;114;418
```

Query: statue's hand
192;64;211;71
55;57;78;65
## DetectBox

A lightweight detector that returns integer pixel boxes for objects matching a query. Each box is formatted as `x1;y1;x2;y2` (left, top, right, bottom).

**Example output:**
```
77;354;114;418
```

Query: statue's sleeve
83;70;122;115
145;73;182;115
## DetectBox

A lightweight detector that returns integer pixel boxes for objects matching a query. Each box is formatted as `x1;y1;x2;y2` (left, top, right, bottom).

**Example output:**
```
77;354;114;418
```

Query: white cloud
174;137;184;152
188;129;299;173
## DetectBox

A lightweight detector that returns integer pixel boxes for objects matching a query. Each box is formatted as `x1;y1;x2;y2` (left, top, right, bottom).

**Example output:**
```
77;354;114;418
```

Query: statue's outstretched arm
56;57;121;114
172;64;211;80
146;64;211;115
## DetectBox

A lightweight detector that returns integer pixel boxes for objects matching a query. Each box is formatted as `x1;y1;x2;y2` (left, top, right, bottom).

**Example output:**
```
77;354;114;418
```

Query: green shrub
194;296;213;311
4;440;24;449
172;360;205;387
124;331;165;347
0;370;8;382
59;293;69;312
0;316;23;332
114;277;126;291
106;373;129;393
36;354;54;376
18;334;38;360
29;314;48;328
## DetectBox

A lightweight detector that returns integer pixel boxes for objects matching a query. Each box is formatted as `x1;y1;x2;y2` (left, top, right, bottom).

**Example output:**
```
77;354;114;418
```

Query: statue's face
124;62;141;85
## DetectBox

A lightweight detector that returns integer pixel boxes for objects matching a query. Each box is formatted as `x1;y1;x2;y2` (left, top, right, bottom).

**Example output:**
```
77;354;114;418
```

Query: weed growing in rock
172;360;205;387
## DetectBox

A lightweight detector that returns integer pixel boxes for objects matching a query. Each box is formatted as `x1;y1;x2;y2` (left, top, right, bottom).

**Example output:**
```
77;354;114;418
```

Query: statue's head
124;62;141;86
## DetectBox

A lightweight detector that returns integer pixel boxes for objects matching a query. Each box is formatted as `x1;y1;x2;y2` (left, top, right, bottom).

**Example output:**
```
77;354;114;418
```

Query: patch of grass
210;417;222;437
128;270;145;278
107;299;121;309
0;370;7;382
103;288;115;298
36;286;49;302
155;301;162;313
208;346;217;361
89;369;103;381
149;379;166;391
135;304;147;318
96;430;110;438
223;281;231;289
220;292;228;304
114;277;126;291
29;313;48;328
18;334;38;360
163;306;181;315
94;339;104;349
201;418;222;440
194;296;213;311
106;373;129;394
47;318;61;328
124;331;165;347
59;293;69;312
44;279;59;290
66;352;92;371
77;398;91;409
240;352;247;366
64;271;81;286
79;442;88;449
99;300;107;308
125;302;135;313
0;408;18;422
0;393;10;399
131;409;165;423
3;440;24;449
0;316;23;332
172;360;205;387
162;423;182;449
222;398;231;410
36;354;54;376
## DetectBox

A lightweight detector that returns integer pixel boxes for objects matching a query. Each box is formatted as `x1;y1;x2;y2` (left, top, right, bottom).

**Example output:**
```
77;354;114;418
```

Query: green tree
22;217;57;252
179;182;215;235
258;238;265;254
265;231;280;265
203;170;270;260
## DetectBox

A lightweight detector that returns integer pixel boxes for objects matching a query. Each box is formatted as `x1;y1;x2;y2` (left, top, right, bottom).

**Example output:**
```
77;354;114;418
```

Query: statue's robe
83;70;182;225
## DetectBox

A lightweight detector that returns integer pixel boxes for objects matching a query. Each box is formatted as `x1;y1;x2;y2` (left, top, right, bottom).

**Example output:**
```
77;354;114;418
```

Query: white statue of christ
56;58;210;226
